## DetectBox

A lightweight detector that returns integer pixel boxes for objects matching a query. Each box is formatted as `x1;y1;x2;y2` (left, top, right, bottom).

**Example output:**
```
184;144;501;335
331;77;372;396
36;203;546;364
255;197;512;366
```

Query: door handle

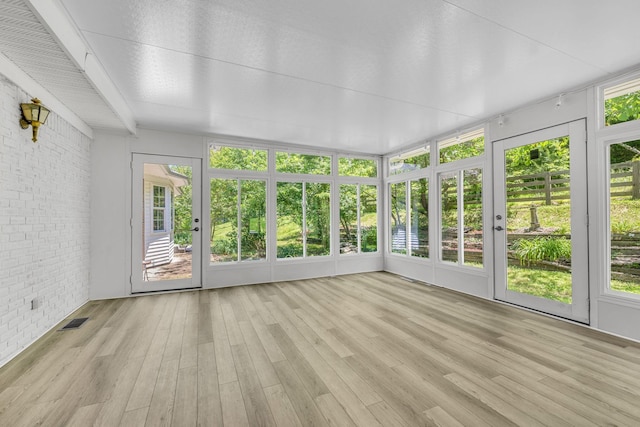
493;226;504;231
191;227;200;232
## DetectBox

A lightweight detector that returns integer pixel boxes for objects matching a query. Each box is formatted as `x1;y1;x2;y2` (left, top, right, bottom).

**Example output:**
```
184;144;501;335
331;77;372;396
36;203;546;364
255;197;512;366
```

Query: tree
605;91;640;126
170;165;193;245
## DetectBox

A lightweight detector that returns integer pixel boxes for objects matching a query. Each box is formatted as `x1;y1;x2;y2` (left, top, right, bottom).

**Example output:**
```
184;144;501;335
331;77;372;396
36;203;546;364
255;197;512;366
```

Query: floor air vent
60;317;89;330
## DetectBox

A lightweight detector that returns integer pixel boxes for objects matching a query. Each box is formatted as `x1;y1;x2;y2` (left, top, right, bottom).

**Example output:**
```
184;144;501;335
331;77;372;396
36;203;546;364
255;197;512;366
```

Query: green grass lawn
508;199;640;233
508;264;640;302
508;266;572;303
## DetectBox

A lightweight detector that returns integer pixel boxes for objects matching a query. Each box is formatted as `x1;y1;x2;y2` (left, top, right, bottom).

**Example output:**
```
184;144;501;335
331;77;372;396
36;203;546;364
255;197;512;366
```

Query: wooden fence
449;160;640;206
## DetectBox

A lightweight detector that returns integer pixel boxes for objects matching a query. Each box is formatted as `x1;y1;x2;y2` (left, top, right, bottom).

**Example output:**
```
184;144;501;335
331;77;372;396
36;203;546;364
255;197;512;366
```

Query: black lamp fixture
20;98;50;142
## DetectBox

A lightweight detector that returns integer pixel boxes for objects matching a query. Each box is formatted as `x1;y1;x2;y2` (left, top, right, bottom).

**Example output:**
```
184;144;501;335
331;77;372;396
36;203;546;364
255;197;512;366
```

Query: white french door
493;121;589;323
132;154;202;293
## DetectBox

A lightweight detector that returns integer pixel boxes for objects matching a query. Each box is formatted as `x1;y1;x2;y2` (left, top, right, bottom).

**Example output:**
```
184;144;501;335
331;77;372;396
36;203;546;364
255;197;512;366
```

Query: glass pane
361;185;378;253
410;179;429;258
209;145;268;171
210;179;238;263
277;182;303;258
505;137;572;303
390;182;407;254
439;129;484;164
240;180;266;261
441;173;458;263
143;163;192;281
609;139;640;295
604;78;640;126
340;184;358;254
276;152;331;175
338;158;377;177
464;169;483;267
153;209;164;231
306;183;331;256
390;147;429;175
153;186;165;207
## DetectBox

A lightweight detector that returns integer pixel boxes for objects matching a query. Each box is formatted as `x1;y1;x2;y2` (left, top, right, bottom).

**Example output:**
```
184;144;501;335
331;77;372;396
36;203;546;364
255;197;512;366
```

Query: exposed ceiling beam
25;0;137;135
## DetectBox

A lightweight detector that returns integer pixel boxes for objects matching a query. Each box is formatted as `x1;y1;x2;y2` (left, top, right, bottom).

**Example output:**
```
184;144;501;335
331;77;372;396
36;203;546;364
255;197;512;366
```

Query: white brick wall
0;76;91;367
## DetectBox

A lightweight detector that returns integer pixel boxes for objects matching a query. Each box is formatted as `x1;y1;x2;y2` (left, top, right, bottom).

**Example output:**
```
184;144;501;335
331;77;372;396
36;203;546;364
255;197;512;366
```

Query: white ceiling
5;1;640;154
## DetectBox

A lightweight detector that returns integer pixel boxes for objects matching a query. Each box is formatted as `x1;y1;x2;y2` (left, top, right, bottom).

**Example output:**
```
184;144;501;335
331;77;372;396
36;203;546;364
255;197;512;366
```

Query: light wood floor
2;272;640;426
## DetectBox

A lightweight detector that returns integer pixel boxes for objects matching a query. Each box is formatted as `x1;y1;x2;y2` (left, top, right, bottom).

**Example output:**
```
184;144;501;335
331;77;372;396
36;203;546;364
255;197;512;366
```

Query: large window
389;146;430;176
410;178;429;258
439;129;484;164
210;145;268;171
440;173;458;262
276;152;331;175
153;186;167;231
463;169;483;266
206;146;379;264
604;78;640;127
439;168;483;267
390;182;407;254
277;182;331;258
210;179;266;263
338;157;377;177
609;139;640;296
340;184;378;254
390;179;430;258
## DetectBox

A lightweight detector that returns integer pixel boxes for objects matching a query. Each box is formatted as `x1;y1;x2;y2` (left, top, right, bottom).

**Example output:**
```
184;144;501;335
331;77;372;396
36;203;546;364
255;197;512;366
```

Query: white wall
0;76;91;366
90;128;205;299
90;129;384;298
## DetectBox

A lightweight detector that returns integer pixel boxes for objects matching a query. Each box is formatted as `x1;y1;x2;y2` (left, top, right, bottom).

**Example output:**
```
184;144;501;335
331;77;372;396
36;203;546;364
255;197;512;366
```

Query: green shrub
277;243;303;258
512;236;571;265
611;219;633;234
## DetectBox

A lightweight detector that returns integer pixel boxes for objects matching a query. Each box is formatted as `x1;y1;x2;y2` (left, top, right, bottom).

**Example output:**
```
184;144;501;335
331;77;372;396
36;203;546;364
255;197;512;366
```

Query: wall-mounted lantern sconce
20;98;50;142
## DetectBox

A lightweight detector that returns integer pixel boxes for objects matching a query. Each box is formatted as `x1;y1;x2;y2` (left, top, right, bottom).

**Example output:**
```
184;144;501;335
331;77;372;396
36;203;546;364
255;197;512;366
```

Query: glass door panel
609;139;640;295
494;121;589;323
132;154;202;293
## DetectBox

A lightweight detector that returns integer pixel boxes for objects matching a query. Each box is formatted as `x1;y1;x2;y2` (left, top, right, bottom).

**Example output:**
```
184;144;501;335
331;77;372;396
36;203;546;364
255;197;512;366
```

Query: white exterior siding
142;179;174;267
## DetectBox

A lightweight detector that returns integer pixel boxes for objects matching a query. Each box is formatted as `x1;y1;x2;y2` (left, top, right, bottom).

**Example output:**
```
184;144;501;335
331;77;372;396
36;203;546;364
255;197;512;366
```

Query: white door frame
131;154;202;293
493;120;589;323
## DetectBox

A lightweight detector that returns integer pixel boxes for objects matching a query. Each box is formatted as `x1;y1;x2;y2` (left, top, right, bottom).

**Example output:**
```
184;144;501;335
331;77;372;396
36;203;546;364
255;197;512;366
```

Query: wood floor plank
220;381;250;427
423;406;465;427
391;362;499;427
4;272;640;426
145;358;179;426
222;302;245;346
237;320;281;388
246;289;278;325
66;402;103;427
266;293;383;426
198;300;214;344
93;355;146;427
172;366;198;427
263;384;303;427
267;323;331;399
247;309;287;363
367;401;409;427
444;372;542;427
315;393;356;427
231;343;277;427
492;375;599;427
179;311;199;369
210;291;238;385
120;407;149;427
197;342;223;426
272;360;328;427
125;323;169;411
